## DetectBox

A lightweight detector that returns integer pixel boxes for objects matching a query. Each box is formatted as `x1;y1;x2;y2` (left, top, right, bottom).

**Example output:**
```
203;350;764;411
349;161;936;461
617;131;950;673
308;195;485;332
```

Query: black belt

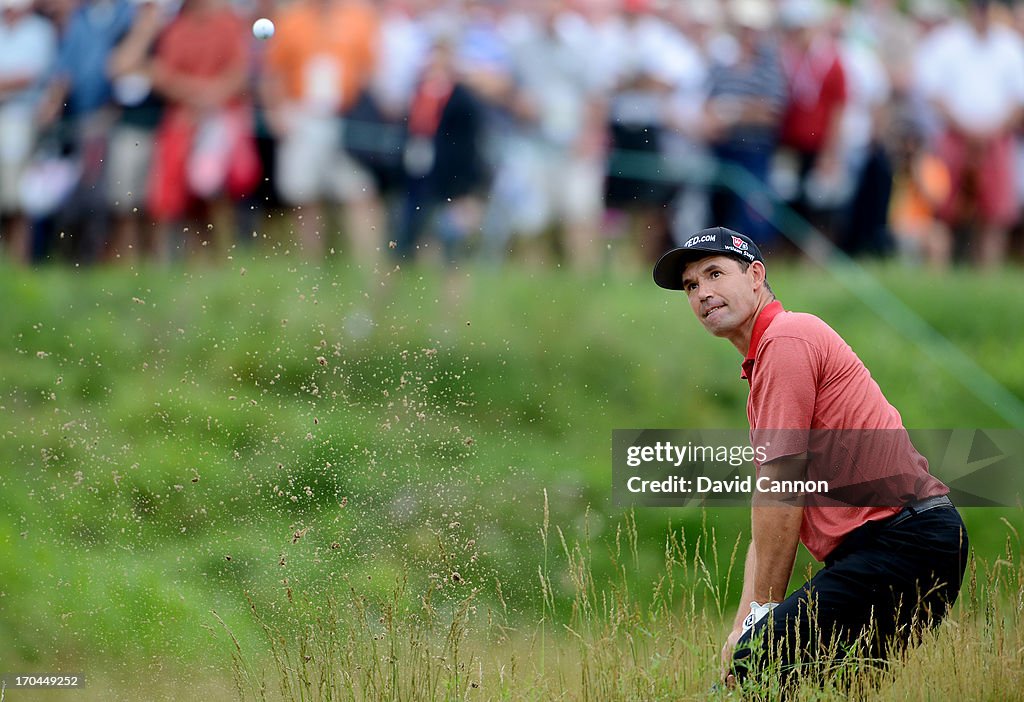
886;494;954;528
827;495;955;566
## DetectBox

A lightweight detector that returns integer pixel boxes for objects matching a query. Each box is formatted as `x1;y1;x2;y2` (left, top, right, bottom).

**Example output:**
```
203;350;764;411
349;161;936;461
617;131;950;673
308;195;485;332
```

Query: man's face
681;255;763;337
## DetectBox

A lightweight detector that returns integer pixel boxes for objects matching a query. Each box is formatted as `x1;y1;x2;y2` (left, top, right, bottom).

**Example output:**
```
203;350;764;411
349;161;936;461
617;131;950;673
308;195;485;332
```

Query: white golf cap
728;0;775;30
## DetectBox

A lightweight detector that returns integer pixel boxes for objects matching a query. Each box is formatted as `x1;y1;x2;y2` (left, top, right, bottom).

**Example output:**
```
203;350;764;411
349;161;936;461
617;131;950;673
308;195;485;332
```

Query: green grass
226;506;1024;701
1;254;1023;699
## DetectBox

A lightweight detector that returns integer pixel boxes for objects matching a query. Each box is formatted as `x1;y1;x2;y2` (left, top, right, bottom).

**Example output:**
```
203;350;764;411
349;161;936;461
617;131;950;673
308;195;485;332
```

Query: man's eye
710;271;722;278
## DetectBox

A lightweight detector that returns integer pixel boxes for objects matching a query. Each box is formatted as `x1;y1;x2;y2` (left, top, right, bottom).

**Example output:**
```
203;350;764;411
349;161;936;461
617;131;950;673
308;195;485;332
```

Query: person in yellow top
262;0;383;263
890;140;953;268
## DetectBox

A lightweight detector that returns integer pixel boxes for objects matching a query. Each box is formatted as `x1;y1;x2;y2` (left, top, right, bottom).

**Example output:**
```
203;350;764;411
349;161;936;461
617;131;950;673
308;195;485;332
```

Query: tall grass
225;506;1024;701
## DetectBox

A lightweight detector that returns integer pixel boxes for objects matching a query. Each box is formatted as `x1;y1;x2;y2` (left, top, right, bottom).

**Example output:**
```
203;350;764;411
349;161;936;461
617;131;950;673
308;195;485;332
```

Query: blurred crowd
2;0;1024;269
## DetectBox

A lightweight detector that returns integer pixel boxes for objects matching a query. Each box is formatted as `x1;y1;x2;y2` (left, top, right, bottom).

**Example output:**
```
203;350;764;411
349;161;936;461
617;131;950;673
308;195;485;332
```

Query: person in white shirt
482;0;607;270
917;0;1024;266
0;0;58;264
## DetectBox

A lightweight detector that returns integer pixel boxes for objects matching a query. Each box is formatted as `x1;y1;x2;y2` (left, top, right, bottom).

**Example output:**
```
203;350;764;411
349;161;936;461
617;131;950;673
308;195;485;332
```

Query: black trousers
731;503;969;686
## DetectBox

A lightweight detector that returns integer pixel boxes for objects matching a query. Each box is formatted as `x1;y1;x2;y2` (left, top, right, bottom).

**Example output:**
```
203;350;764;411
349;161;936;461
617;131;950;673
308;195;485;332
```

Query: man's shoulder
758;310;860;374
762;310;837;343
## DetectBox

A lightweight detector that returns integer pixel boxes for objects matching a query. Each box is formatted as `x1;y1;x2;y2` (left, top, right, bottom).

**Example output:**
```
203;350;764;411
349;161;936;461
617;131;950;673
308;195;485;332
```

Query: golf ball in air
252;18;274;40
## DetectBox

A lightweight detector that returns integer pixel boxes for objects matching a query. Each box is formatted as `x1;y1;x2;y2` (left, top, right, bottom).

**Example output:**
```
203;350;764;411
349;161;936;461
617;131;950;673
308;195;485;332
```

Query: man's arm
0;75;35;98
749;455;805;601
721;454;806;680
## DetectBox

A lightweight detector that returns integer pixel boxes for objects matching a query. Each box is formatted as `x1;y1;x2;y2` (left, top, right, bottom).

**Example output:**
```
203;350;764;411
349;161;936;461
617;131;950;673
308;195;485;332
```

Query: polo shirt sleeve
749;335;818;463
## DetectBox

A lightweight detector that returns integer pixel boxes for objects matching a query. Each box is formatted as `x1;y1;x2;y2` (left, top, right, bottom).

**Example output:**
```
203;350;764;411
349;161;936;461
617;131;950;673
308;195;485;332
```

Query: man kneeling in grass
653;227;969;689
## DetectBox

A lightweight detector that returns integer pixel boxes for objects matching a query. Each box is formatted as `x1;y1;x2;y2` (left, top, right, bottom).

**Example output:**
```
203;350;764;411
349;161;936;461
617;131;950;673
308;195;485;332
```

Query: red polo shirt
780;41;847;154
742;301;948;561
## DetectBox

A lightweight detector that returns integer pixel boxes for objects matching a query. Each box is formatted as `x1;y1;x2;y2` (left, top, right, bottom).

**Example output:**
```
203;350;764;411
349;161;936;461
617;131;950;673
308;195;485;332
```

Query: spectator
355;0;430;201
661;0;712;243
395;39;487;263
0;0;58;264
3;0;1024;272
703;0;787;249
889;127;952;266
261;0;383;265
483;0;606;270
777;0;848;240
148;0;259;262
906;0;953;145
372;0;429;121
38;0;136;263
600;0;688;265
105;0;169;262
833;4;895;257
918;0;1024;266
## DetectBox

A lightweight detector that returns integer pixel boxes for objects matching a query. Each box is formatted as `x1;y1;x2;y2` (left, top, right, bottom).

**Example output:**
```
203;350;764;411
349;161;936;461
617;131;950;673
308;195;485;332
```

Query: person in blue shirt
38;0;136;262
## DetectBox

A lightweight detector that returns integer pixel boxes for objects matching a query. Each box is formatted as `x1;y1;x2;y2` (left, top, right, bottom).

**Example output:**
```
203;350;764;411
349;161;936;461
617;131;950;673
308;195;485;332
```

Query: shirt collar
740;300;784;383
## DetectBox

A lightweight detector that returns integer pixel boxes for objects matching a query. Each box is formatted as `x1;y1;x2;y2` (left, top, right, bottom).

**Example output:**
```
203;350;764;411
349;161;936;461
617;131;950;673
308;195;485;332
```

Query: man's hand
720;625;744;686
718;455;805;686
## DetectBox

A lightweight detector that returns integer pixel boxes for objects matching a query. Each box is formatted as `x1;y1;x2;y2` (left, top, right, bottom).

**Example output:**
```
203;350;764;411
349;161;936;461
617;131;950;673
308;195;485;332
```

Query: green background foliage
1;258;1022;696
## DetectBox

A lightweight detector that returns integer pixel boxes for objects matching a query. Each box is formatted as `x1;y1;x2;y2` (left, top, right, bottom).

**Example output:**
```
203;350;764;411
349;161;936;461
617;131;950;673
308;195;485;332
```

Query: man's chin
701;316;734;337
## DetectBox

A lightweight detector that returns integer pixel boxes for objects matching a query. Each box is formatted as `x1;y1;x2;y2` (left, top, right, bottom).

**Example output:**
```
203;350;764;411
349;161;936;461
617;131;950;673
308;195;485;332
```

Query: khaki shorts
494;142;602;236
106;123;156;212
0;106;35;214
275;108;376;205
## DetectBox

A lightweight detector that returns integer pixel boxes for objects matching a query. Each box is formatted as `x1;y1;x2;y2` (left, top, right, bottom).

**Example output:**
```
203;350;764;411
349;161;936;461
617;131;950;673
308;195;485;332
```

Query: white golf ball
252;17;274;40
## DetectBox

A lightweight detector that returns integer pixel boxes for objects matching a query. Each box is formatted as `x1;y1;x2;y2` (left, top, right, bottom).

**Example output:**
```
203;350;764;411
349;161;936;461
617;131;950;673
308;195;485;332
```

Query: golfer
653;227;969;688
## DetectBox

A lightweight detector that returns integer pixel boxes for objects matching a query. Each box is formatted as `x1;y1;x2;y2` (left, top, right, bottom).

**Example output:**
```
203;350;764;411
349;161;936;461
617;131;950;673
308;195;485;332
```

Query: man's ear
750;261;767;289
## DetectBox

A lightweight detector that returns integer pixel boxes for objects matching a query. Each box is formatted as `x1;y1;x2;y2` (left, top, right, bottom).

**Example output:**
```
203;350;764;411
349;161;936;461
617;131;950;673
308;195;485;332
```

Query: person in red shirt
778;0;847;238
148;0;260;261
653;226;968;690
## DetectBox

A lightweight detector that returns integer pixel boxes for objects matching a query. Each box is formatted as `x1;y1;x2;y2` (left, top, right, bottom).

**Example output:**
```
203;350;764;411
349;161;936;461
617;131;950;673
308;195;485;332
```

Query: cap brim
653;247;718;290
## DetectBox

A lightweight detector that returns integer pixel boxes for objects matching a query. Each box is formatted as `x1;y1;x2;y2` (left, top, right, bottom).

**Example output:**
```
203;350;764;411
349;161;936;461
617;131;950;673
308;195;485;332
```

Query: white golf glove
741;601;779;636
